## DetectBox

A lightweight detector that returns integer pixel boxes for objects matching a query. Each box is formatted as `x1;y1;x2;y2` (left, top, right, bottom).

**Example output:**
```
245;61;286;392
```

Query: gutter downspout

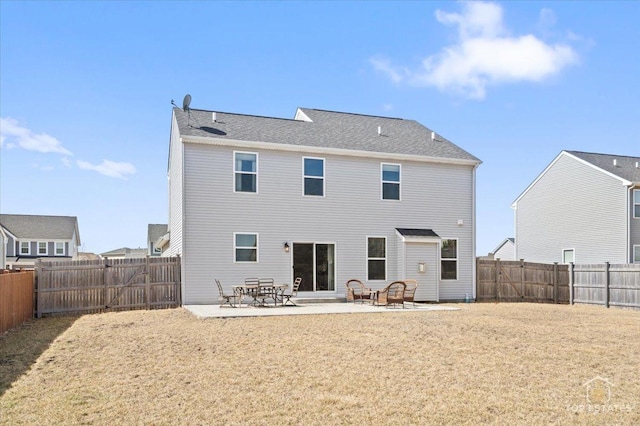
472;163;479;300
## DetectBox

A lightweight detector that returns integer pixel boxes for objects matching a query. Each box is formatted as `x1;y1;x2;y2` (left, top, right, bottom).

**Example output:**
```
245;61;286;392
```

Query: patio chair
282;277;302;306
258;278;275;306
376;281;406;308
244;277;261;306
345;279;372;304
403;279;418;307
215;279;240;308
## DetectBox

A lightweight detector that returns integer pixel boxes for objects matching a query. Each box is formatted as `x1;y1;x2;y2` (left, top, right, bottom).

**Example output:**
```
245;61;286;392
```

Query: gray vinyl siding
516;154;628;263
631;187;640;262
167;114;184;259
181;142;475;304
6;235;15;257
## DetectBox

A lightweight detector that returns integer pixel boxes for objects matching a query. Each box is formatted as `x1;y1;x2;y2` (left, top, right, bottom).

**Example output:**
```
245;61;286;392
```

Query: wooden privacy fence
570;262;640;309
0;271;34;334
35;256;181;318
476;259;569;303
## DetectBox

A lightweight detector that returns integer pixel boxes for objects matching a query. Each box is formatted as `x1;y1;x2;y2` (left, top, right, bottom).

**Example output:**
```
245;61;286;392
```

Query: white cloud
0;117;73;155
371;1;579;100
61;157;72;168
77;159;136;180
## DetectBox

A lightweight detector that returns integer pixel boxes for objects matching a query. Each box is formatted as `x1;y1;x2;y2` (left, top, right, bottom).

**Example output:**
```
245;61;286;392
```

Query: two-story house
0;214;81;269
512;151;640;264
166;106;481;304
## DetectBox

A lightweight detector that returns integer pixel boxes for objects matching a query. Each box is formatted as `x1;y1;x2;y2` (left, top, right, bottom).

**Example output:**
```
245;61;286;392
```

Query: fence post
103;258;109;310
520;259;525;301
175;254;182;306
553;262;558;304
35;259;42;319
145;256;151;310
605;261;610;308
569;262;574;305
495;258;501;301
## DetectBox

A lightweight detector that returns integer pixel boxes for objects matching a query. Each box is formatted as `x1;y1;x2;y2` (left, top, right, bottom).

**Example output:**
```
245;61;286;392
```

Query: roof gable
173;107;480;164
0;214;80;242
147;224;168;243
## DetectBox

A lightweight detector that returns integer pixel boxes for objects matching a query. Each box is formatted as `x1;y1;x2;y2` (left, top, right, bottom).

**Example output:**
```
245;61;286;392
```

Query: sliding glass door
292;243;335;292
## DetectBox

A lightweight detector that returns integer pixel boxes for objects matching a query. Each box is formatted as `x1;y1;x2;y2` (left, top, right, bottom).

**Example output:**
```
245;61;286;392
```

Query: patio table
233;283;288;307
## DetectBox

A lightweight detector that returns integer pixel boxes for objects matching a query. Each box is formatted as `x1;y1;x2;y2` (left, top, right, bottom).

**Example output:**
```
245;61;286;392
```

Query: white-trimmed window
441;239;458;280
367;237;386;281
562;249;575;264
234;152;258;193
38;242;48;255
20;241;30;255
381;163;400;200
634;189;640;218
234;233;258;262
633;245;640;263
303;157;324;196
55;242;65;256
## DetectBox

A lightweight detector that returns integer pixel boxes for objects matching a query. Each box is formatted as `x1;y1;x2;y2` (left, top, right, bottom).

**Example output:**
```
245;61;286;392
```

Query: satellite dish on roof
183;94;192;112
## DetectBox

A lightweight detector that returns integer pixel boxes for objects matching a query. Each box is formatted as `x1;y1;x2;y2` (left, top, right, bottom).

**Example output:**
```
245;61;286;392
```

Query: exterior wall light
418;262;426;273
284;242;290;253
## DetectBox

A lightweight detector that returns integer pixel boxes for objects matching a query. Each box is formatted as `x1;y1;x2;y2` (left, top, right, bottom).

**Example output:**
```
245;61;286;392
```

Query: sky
1;1;639;256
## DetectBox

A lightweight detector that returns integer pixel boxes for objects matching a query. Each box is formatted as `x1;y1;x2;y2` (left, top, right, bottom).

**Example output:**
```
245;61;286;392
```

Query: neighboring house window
562;249;575;264
20;241;30;255
633;246;640;264
38;242;48;255
235;233;258;262
381;163;400;200
303;157;324;196
441;239;458;280
55;242;65;256
153;244;162;255
634;189;640;218
367;237;386;280
234;152;257;193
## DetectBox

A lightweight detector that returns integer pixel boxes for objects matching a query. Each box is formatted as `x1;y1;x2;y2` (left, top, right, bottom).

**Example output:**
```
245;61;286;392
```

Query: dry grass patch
1;303;638;425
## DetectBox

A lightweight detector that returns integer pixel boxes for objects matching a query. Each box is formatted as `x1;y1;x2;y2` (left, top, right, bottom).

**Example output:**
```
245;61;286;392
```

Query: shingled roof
173;107;480;163
0;214;80;243
147;224;168;243
567;151;640;183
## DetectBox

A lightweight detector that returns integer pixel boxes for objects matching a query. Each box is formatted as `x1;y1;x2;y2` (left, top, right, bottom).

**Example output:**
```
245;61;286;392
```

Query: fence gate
476;259;569;303
35;256;181;317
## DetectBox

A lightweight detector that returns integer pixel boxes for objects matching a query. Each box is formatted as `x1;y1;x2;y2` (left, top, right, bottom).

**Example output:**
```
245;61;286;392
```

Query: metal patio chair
282;277;302;306
215;279;240;308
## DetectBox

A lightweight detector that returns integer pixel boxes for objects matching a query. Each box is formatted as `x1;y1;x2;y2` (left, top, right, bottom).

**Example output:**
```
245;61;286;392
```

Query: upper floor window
38;242;48;255
633;245;640;264
234;152;257;193
55;242;65;256
303;157;324;196
381;163;400;200
367;237;386;281
441;239;458;280
634;189;640;218
20;241;30;255
235;233;258;262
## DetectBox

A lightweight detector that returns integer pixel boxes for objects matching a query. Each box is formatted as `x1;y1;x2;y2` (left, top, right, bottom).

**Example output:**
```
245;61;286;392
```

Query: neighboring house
0;226;7;269
148;224;168;256
166;105;481;304
100;247;147;260
0;214;81;269
489;238;515;260
512;151;640;264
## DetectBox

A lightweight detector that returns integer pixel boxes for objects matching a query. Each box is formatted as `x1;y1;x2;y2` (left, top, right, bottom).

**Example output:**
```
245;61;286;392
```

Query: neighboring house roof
513;150;640;206
77;252;101;261
174;107;481;164
148;224;168;243
100;247;147;258
566;151;640;184
0;214;80;244
492;238;515;254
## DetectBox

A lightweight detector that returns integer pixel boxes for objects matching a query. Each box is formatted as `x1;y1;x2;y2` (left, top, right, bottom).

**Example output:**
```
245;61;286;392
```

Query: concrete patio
185;301;460;318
